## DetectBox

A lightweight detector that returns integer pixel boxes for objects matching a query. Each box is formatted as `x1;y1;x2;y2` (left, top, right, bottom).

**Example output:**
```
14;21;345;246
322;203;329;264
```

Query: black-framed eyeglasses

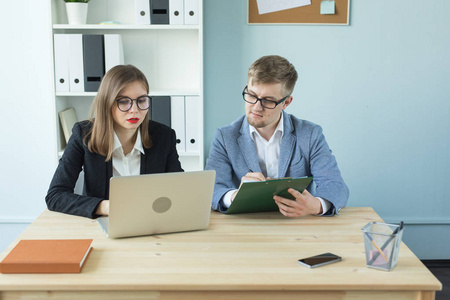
242;86;289;109
115;95;151;112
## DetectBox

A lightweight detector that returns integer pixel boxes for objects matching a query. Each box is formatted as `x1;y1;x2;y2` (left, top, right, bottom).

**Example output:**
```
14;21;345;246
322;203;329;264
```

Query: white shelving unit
50;0;204;172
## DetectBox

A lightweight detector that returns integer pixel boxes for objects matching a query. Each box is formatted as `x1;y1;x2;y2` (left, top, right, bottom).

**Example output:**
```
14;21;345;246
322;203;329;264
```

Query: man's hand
230;172;267;202
273;188;323;217
96;200;110;216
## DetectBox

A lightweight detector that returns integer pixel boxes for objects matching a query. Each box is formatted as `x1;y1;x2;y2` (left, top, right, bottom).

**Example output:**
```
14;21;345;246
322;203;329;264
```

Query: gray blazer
205;111;349;215
46;120;183;219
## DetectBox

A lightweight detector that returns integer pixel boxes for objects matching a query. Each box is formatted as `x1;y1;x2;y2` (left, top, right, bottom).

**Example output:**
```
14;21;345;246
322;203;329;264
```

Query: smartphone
298;252;342;268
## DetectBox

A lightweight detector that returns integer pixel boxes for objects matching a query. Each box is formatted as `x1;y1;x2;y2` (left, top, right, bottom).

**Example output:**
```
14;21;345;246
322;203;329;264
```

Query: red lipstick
127;118;139;124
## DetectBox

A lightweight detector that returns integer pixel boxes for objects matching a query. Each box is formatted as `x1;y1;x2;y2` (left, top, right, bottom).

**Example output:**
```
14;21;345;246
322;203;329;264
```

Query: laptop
97;170;216;239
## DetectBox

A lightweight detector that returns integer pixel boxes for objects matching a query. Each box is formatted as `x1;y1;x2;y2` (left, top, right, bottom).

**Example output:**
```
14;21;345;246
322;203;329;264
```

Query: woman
46;65;183;219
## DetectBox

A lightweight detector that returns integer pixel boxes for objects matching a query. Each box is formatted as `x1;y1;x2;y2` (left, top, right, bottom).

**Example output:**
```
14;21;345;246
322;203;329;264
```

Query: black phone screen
298;252;342;268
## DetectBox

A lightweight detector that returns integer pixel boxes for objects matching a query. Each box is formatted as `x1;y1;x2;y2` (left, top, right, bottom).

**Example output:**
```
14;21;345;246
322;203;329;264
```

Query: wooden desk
0;208;442;300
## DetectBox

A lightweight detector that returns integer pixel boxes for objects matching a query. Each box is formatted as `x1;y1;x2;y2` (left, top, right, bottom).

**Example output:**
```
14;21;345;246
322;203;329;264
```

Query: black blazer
45;120;183;219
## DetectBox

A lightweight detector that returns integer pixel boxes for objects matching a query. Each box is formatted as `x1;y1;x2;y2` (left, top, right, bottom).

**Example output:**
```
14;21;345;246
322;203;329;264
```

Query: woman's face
111;81;149;134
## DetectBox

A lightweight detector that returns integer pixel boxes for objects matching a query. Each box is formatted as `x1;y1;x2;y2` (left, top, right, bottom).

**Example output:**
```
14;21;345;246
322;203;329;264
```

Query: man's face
245;81;292;129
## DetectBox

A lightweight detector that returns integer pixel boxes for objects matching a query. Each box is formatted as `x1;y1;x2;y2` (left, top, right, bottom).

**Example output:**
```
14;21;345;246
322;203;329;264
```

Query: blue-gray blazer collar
279;111;296;178
238;117;261;173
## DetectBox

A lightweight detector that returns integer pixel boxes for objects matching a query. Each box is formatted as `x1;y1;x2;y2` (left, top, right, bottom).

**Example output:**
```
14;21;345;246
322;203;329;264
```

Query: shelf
56;92;97;97
179;152;201;157
56;90;201;97
53;24;199;30
52;0;204;172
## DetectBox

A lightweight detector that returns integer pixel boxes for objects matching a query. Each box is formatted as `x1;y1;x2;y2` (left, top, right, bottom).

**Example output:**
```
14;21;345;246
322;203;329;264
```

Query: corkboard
248;0;350;25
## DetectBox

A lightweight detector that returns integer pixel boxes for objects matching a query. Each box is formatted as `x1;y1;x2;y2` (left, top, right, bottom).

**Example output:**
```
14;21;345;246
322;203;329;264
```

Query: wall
203;0;450;259
1;1;449;260
0;2;55;252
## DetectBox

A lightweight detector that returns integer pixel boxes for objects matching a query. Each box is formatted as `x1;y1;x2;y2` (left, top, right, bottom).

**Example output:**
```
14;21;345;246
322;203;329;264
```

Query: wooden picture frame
248;0;350;25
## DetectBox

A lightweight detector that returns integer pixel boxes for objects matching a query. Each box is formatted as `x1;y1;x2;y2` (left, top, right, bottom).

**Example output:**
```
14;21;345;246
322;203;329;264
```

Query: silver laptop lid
107;170;215;239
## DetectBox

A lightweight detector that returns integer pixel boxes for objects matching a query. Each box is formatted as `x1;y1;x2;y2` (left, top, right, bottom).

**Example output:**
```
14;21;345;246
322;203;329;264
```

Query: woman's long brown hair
85;65;152;161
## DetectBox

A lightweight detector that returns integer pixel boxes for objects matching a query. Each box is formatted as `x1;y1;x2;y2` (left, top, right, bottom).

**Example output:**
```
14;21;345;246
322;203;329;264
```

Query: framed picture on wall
248;0;350;25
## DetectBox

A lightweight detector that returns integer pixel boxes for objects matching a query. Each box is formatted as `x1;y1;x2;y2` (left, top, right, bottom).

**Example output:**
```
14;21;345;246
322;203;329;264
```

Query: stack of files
54;34;124;93
134;0;199;25
150;95;199;154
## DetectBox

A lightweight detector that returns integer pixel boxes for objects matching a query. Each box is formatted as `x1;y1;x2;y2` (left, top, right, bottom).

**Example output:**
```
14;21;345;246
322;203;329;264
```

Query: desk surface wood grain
0;207;442;300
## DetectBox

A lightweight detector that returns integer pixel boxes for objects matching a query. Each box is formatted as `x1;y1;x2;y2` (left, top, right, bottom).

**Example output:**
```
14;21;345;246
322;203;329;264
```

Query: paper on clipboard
256;0;311;15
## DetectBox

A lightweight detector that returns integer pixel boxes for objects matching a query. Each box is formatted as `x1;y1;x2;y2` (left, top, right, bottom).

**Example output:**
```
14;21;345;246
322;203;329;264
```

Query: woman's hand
96;200;110;216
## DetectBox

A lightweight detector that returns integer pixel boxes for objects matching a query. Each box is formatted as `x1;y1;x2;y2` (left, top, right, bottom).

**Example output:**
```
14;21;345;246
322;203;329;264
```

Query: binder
184;0;199;25
169;0;184;25
185;96;199;152
170;96;186;153
151;96;171;127
150;0;169;24
135;0;151;24
53;34;70;92
226;177;313;214
67;34;85;92
82;35;105;92
59;108;78;144
104;34;124;73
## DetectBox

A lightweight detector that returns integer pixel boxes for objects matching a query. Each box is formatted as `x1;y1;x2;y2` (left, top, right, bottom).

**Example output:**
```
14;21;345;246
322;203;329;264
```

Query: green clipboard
225;176;313;214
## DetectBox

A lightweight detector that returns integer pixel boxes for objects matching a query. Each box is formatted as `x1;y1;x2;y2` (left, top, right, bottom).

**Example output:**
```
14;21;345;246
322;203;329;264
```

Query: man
205;55;349;217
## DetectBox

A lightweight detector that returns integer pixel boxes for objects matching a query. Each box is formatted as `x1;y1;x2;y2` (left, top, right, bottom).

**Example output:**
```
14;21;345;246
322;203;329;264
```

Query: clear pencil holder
361;222;404;271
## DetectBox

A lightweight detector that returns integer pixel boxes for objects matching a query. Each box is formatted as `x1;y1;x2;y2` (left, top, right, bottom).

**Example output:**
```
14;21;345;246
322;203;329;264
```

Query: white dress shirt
222;116;331;215
112;131;145;177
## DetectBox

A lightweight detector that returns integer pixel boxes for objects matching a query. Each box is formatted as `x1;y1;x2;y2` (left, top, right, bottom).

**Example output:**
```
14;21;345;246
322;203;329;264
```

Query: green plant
64;0;90;3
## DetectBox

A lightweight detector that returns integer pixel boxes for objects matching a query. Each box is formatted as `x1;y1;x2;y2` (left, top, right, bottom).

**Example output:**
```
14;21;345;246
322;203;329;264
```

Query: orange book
0;239;93;274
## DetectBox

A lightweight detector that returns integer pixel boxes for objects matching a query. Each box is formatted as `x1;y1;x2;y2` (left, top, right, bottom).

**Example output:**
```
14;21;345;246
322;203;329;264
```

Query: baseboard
422;260;450;268
0;217;34;224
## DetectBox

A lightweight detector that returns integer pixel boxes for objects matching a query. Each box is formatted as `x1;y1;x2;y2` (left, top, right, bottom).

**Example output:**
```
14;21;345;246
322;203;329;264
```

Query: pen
380;221;403;251
364;232;389;263
367;221;404;265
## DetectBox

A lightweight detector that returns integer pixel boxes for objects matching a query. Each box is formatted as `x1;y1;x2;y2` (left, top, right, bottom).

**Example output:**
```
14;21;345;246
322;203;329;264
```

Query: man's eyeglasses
242;86;289;109
115;95;151;112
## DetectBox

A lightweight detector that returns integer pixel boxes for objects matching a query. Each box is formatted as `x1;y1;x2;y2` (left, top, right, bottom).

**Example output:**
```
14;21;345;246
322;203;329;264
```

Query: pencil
365;232;389;263
367;221;404;265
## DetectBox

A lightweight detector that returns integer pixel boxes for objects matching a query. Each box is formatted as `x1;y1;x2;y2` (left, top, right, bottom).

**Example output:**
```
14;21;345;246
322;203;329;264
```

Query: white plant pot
65;3;88;25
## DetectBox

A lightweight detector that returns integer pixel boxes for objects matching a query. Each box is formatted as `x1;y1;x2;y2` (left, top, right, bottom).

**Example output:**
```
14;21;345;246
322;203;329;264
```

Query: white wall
0;1;56;252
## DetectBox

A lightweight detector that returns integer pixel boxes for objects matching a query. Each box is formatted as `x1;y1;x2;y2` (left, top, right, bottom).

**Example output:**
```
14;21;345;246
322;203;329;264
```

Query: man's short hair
247;55;298;96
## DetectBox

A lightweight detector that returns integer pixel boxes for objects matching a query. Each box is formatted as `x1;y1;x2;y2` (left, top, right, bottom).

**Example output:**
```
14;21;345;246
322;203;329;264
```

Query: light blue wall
203;1;450;259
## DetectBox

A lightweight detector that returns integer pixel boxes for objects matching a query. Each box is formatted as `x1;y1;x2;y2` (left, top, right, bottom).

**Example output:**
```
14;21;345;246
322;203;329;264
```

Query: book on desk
0;239;93;274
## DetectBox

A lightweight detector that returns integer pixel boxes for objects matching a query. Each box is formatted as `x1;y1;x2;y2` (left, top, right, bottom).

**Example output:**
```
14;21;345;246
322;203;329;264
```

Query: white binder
184;0;199;25
135;0;151;24
104;34;124;73
170;96;186;153
185;96;199;153
67;34;84;92
169;0;184;25
53;34;70;92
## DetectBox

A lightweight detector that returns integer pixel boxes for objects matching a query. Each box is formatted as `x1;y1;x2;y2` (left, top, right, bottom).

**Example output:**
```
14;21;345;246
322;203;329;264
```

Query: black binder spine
150;0;169;24
151;96;171;127
82;34;105;92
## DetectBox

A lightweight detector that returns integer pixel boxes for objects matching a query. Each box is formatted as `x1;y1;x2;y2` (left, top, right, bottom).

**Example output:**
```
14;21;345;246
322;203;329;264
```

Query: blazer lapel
278;112;296;178
140;152;146;174
237;118;261;173
105;159;113;198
